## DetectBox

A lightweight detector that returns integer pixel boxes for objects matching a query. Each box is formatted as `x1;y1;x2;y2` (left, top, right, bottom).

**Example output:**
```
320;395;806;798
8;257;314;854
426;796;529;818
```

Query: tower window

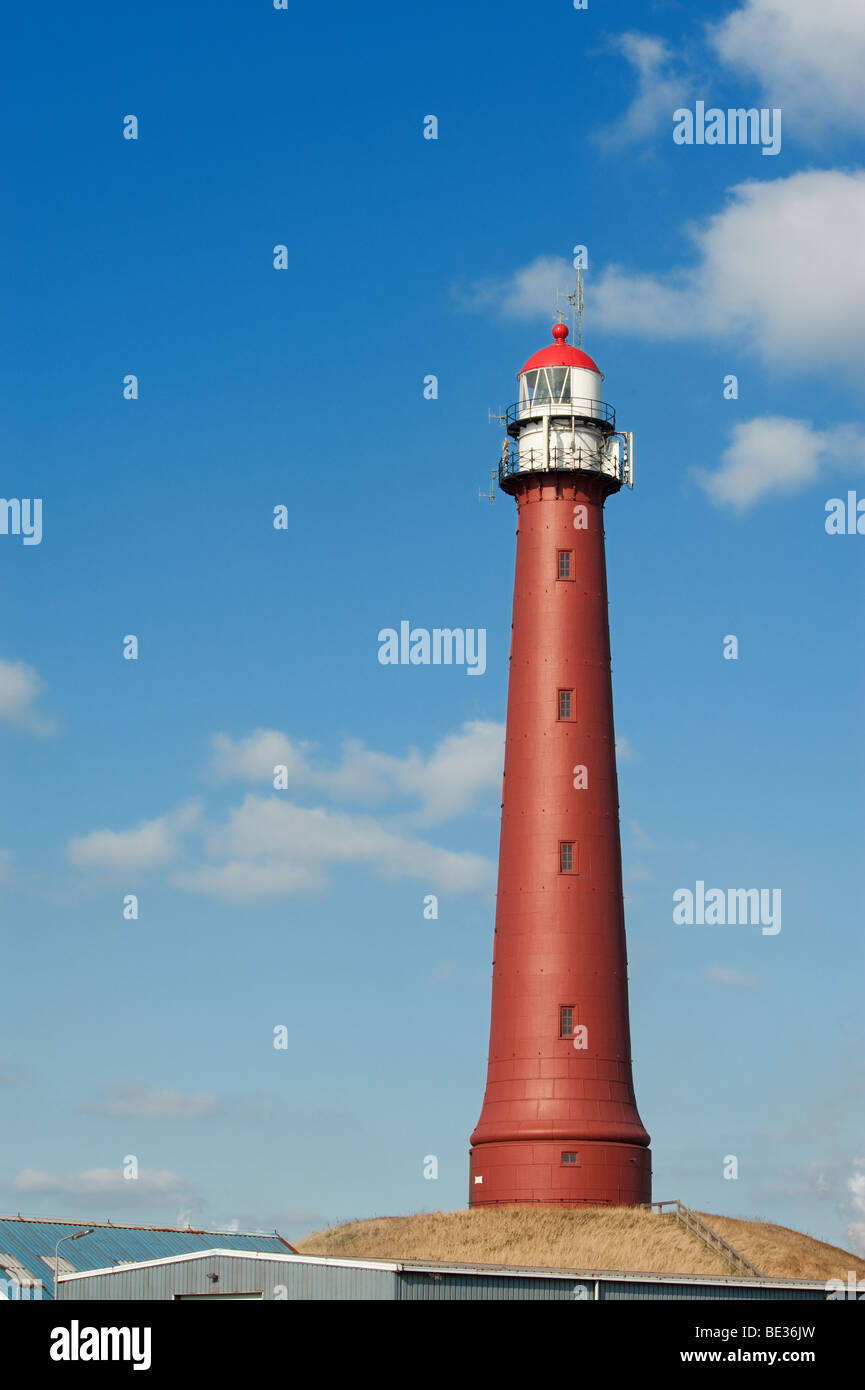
560;842;575;873
557;689;574;721
557;550;573;580
561;1152;580;1166
559;1006;574;1037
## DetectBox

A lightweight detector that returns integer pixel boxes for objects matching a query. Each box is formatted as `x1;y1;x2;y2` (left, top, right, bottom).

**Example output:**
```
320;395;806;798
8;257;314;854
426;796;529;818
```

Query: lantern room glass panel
547;367;569;402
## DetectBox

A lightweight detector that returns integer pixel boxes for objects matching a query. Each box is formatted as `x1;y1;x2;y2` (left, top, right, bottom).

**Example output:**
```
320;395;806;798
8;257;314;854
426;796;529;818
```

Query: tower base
469;1141;651;1208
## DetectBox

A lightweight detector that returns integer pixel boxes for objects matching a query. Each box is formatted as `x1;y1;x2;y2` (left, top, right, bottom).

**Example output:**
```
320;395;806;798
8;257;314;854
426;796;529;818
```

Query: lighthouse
469;322;651;1207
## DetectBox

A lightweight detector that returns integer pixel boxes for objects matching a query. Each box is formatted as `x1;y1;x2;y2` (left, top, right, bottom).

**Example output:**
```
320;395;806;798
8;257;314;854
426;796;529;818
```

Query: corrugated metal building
0;1215;294;1300
58;1249;830;1301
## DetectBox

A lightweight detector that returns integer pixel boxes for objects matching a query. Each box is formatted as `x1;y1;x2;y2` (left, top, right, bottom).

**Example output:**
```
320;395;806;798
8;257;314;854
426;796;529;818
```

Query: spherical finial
552;322;569;343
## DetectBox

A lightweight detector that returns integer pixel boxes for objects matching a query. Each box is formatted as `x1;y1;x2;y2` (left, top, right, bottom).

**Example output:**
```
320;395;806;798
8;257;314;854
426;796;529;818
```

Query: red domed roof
520;323;601;376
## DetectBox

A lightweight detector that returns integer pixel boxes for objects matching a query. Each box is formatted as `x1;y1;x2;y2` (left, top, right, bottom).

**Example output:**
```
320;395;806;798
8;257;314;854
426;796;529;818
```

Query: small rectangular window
561;1152;580;1166
557;550;573;580
560;1006;574;1038
560;842;575;873
558;689;573;721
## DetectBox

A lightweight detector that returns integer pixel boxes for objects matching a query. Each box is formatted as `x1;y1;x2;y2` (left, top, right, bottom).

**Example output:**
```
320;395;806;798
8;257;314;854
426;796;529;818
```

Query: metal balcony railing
506;396;616;436
498;443;623;489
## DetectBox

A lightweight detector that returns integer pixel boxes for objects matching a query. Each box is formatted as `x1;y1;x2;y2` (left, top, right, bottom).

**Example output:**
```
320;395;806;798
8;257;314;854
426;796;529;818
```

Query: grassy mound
296;1205;865;1281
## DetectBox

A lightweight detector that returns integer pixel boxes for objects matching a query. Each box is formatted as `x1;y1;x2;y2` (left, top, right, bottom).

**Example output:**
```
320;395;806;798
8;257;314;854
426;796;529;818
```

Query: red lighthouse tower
469;322;651;1208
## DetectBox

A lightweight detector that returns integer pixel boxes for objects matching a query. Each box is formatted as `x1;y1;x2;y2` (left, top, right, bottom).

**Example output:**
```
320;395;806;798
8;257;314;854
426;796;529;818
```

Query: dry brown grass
296;1205;865;1281
693;1212;865;1282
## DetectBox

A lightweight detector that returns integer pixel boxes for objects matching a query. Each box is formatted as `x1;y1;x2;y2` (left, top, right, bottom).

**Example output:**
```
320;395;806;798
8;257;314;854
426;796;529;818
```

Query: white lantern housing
500;324;633;492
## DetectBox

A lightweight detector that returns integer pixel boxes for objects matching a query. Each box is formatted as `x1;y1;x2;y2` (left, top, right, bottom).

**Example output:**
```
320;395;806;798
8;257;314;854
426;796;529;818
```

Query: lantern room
499;323;633;493
518;322;606;417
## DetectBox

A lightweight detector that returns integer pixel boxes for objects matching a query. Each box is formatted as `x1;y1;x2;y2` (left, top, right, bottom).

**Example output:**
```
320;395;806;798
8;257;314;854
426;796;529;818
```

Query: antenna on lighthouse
478;466;497;505
557;270;584;348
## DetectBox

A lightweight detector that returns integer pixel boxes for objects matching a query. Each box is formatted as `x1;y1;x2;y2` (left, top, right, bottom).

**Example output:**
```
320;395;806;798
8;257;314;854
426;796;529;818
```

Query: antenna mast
556;269;584;347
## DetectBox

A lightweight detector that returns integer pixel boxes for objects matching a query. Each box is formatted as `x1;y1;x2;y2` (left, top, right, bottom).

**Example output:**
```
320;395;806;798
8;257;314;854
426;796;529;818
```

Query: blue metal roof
0;1215;294;1299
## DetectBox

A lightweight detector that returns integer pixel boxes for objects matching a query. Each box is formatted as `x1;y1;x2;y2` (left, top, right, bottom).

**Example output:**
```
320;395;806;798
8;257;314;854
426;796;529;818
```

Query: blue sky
1;0;863;1255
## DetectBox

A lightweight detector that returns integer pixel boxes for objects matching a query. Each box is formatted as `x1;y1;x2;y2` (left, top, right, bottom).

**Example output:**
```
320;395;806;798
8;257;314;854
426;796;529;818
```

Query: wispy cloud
616;736;637;764
629;820;655;853
595;34;694;152
452;255;568;321
812;1155;865;1257
845;1159;865;1255
456;171;865;377
68;723;503;902
710;0;865;140
11;1166;190;1200
209;720;504;826
706;965;758;988
84;1083;223;1120
697;417;865;511
593;1;865;154
624;864;652;886
0;658;56;735
68;801;203;872
174;796;493;900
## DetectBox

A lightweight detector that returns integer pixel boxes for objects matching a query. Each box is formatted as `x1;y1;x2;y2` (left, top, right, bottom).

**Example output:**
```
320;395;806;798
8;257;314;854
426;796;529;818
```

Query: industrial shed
0;1215;294;1300
57;1249;830;1301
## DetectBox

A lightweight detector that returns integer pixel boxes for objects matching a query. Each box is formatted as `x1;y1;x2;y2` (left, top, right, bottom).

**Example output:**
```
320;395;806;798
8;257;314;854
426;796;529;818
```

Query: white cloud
67;801;202;871
0;659;56;734
209;721;504;826
85;1082;223;1119
175;858;322;899
624;864;652;885
210;730;311;783
459;172;865;375
596;34;693;151
815;1156;865;1256
595;170;865;371
846;1159;865;1255
71;723;500;902
697;416;865;510
616;735;637;764
630;820;655;853
396;722;504;824
312;740;408;804
453;255;569;321
707;965;758;988
810;1156;865;1256
174;795;493;900
710;0;865;139
12;1166;189;1197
